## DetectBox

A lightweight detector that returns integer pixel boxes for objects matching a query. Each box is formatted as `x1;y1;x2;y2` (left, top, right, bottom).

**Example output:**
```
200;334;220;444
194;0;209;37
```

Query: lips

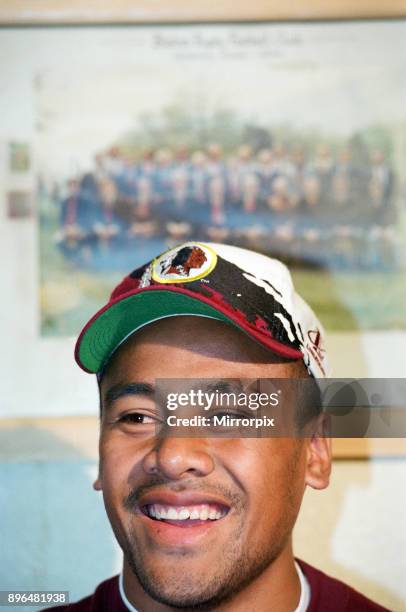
137;490;230;527
142;503;228;524
132;489;233;548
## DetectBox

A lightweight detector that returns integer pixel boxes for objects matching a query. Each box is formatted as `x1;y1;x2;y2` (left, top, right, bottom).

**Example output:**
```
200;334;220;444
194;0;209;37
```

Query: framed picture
1;0;406;24
7;190;32;218
1;2;405;458
8;142;31;173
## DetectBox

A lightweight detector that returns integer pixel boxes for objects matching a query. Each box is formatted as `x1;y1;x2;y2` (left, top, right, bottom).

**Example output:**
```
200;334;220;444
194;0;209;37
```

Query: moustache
123;477;244;513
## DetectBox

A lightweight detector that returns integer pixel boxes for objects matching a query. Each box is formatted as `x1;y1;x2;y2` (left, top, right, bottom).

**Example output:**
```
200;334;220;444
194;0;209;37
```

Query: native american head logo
152;243;217;283
162;246;206;276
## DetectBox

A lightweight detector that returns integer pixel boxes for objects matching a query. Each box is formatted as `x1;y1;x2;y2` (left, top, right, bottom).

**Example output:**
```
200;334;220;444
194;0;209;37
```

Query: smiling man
49;242;387;611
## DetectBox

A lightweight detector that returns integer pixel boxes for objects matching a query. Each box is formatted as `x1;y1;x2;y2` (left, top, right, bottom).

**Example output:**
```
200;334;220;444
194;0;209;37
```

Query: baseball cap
75;242;330;378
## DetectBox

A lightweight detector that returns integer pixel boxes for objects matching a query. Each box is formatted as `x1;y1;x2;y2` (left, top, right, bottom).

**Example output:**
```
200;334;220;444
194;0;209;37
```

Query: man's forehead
98;316;307;387
107;316;298;363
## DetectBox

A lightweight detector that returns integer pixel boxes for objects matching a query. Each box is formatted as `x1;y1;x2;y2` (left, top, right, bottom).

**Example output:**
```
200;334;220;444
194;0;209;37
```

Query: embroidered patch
152;243;217;283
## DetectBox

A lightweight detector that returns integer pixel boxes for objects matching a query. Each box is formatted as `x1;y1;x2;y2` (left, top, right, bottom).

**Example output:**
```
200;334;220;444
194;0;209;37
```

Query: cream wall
296;460;406;610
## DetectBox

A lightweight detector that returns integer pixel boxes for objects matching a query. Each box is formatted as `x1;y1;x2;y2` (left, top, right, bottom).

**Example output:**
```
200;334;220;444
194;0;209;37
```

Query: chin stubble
124;524;290;611
118;445;303;610
121;488;299;609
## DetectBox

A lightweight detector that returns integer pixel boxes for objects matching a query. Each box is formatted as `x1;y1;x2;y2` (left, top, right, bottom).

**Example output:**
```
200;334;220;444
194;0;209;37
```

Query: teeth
146;504;227;521
167;507;178;520
178;508;190;520
199;508;209;520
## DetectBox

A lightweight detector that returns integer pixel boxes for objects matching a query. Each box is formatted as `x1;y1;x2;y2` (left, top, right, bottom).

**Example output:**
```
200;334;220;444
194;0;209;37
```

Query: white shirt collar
119;562;310;612
294;561;311;612
119;572;139;612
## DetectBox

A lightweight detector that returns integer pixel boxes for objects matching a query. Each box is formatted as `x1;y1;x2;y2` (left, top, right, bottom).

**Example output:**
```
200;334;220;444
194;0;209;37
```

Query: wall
0;20;405;612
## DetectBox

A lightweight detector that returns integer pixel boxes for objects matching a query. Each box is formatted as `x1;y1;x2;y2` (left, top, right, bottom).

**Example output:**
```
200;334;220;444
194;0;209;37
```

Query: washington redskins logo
152;243;217;283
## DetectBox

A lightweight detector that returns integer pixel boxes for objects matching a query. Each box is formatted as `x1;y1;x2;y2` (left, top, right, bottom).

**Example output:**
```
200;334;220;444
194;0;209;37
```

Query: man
50;242;387;611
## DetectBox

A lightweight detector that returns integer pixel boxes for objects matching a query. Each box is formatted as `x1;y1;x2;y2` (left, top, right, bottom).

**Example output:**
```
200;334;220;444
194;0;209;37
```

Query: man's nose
142;437;215;480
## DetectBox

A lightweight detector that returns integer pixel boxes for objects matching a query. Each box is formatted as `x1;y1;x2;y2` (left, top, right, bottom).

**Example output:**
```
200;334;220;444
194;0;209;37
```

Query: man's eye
118;412;156;425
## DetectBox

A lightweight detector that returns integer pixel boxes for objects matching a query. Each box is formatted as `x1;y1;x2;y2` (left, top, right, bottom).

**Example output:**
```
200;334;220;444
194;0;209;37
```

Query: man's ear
304;413;332;490
94;383;103;492
93;476;102;491
93;459;102;491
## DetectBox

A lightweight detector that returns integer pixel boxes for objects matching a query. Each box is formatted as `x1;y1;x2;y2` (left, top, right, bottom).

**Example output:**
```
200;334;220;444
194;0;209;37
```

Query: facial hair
119;462;301;610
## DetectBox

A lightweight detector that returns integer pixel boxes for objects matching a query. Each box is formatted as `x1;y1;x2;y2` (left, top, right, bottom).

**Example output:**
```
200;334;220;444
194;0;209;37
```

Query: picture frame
1;0;406;24
1;1;405;459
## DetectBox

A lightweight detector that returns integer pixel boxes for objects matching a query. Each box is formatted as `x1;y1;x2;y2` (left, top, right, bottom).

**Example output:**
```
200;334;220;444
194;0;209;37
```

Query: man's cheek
96;451;123;497
100;435;131;467
99;451;143;501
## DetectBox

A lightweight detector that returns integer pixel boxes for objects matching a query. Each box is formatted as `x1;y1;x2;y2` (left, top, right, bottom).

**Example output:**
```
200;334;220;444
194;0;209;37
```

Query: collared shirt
43;559;389;611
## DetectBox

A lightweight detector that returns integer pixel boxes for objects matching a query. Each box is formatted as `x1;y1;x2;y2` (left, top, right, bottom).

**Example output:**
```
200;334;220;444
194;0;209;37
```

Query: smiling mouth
141;503;229;526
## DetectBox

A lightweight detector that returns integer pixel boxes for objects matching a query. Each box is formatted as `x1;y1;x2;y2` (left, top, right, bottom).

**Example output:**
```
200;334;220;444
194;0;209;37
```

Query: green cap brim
76;290;237;374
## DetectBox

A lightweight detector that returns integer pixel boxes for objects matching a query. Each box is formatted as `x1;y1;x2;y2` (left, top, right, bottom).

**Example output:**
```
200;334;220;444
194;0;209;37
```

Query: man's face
97;317;330;609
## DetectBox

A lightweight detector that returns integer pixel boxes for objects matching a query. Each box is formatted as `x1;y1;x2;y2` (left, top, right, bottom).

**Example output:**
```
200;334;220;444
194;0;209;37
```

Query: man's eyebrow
204;380;244;394
103;382;155;410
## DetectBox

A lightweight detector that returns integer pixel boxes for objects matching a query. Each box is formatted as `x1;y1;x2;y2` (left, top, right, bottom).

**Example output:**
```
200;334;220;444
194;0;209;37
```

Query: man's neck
121;543;302;612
